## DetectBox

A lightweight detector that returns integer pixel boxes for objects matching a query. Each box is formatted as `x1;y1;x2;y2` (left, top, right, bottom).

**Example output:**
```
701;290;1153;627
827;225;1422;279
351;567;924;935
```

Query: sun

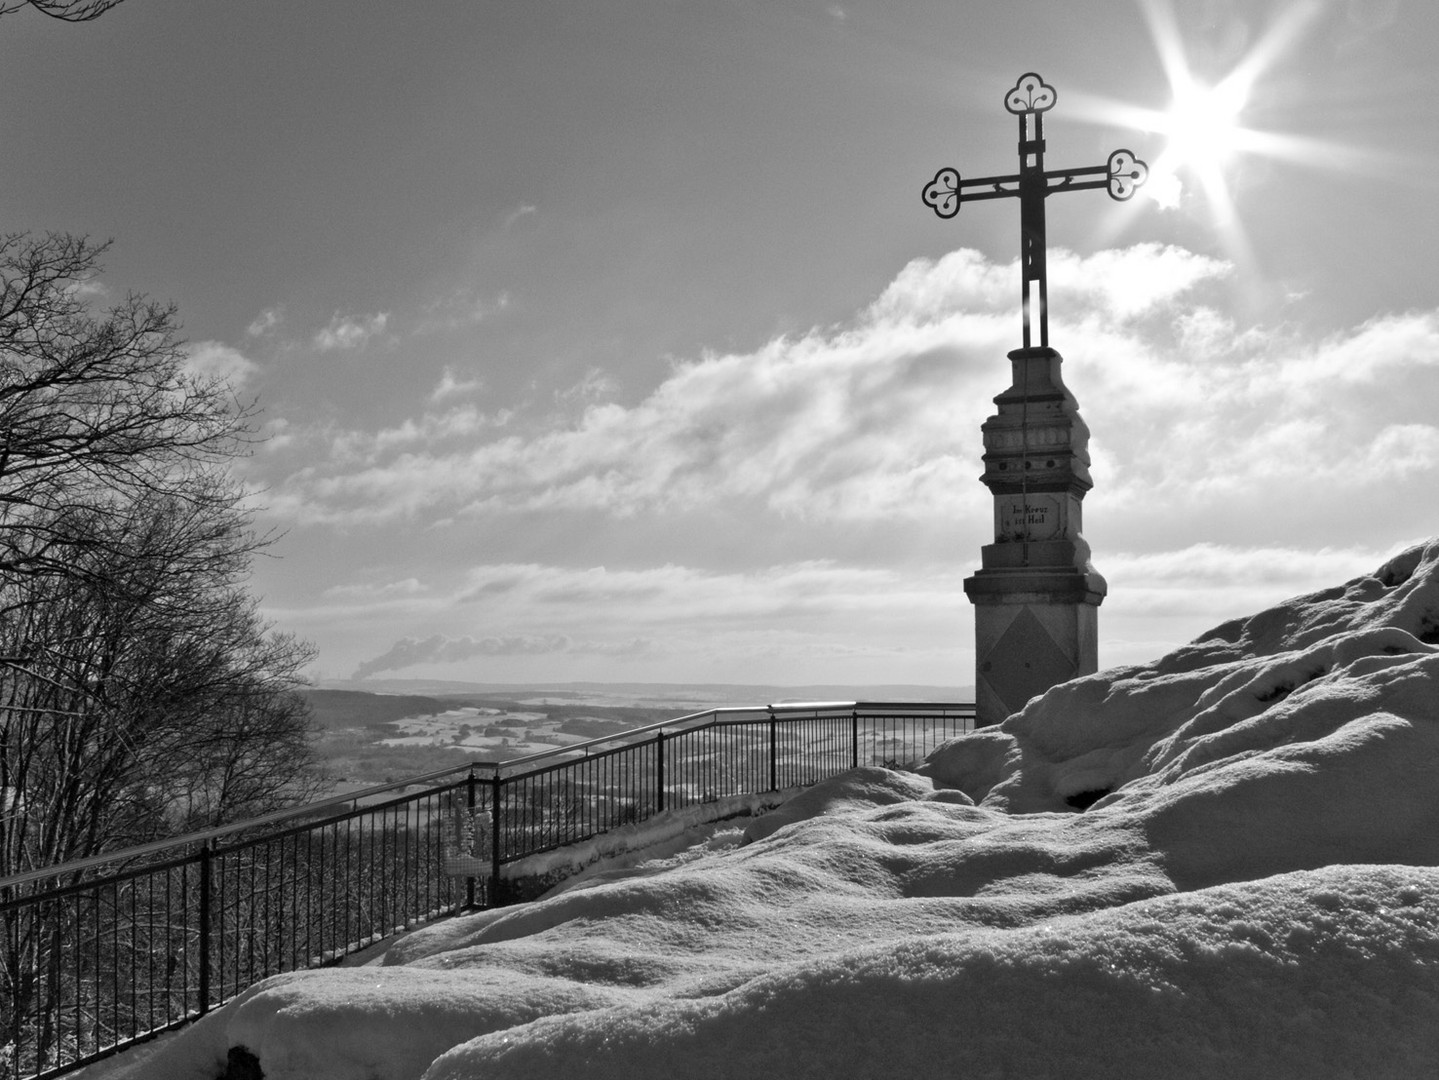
1160;75;1249;174
1061;0;1333;263
1143;69;1257;222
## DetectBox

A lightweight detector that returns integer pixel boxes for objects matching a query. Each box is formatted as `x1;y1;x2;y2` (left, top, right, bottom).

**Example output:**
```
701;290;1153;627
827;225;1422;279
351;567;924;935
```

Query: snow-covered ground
375;708;573;754
107;539;1439;1079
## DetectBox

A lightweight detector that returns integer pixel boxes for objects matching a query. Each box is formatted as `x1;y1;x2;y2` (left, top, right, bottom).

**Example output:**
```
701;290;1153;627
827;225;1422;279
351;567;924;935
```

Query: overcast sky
3;0;1436;687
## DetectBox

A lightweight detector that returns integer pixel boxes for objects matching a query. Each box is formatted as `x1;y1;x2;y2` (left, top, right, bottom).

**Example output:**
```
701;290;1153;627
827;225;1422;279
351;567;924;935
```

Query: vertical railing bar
145;870;155;1034
257;842;269;984
391;803;400;933
128;876;138;1043
490;769;503;908
317;824;328;963
369;804;379;943
465;767;477;911
297;830;307;968
93;886;103;1056
377;808;387;943
197;842;211;1016
385;804;394;937
286;834;296;972
342;817;352;960
180;858;190;1020
422;791;431;920
768;709;778;793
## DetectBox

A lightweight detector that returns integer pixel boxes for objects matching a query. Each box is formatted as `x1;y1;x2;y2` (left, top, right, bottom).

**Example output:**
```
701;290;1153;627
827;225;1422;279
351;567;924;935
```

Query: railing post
768;709;778;792
655;729;666;813
490;770;503;908
852;708;860;769
197;841;212;1016
465;767;478;910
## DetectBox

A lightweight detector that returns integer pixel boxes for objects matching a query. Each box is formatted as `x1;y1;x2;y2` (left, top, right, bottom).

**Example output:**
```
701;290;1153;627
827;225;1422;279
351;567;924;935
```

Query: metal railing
0;700;972;1079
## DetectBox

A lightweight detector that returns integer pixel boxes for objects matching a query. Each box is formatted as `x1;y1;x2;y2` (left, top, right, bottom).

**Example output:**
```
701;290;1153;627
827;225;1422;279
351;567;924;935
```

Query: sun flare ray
1069;0;1349;264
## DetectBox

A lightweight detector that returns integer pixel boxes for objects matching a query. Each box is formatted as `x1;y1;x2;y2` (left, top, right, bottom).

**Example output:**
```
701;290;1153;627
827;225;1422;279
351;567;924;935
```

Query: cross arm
922;149;1147;219
1044;150;1149;201
921;169;1021;219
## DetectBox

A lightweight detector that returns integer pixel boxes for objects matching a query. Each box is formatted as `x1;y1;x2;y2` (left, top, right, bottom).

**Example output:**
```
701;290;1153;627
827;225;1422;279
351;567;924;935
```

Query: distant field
299;684;971;788
300;688;679;786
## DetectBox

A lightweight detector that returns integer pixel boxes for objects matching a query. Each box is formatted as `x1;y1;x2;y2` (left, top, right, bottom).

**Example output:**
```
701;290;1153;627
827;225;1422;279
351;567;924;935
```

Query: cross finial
1005;72;1057;115
923;73;1148;349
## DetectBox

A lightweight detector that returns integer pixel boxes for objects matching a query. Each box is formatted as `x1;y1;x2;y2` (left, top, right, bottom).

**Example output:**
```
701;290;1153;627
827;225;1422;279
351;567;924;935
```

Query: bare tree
0;233;323;878
0;233;255;588
0;471;321;1071
0;0;126;20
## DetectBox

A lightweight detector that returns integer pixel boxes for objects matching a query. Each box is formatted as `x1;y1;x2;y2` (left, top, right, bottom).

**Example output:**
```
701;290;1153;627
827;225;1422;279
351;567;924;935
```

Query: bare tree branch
0;0;127;21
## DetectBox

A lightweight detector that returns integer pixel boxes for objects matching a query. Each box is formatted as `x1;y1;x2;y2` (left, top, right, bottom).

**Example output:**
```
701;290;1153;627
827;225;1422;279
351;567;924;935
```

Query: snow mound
125;540;1439;1080
741;764;946;843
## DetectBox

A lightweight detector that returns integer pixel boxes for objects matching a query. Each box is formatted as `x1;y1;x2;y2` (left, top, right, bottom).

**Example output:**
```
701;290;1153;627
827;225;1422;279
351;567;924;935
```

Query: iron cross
922;73;1148;350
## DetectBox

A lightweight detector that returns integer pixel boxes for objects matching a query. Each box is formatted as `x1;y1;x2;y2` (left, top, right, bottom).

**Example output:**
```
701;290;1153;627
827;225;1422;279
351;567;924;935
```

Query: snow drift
119;539;1439;1079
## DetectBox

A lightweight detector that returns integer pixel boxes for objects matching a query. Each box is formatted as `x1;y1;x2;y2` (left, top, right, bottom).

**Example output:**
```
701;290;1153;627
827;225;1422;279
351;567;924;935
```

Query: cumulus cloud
314;311;389;351
269;246;1026;525
1051;243;1229;318
264;243;1439;563
1066;301;1439;515
184;340;260;385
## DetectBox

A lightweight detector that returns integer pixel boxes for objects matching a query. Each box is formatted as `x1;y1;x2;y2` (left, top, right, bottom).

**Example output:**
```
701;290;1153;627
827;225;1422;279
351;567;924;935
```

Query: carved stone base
967;577;1102;726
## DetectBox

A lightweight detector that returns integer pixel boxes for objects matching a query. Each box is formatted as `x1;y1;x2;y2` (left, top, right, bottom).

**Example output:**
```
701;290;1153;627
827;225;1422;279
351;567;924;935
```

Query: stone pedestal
963;347;1105;726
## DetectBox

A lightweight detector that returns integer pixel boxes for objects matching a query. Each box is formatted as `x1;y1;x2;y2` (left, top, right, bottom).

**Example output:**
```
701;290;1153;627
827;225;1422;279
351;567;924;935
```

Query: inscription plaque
999;494;1060;541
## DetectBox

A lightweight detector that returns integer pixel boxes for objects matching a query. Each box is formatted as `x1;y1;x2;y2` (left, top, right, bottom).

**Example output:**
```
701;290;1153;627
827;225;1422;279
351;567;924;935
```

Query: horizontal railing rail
0;700;972;1079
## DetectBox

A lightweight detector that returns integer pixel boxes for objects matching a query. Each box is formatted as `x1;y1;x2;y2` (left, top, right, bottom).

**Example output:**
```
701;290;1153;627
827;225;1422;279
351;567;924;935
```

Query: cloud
1142;168;1184;210
251;239;1439;684
1103;541;1393;614
1051;243;1229;318
324;578;427;601
261;243;1439;571
314;311;389;351
555;367;619;407
431;367;485;402
264;245;1225;528
418;287;510;332
184;340;260;385
65;278;109;300
350;632;652;679
1064;302;1439;517
319;558;971;683
503;204;537;230
247;307;282;337
266;247;1022;525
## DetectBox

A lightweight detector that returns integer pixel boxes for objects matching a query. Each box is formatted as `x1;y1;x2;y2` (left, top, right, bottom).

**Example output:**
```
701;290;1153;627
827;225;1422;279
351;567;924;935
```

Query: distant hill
300;689;450;729
300;683;975;746
316;679;973;706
